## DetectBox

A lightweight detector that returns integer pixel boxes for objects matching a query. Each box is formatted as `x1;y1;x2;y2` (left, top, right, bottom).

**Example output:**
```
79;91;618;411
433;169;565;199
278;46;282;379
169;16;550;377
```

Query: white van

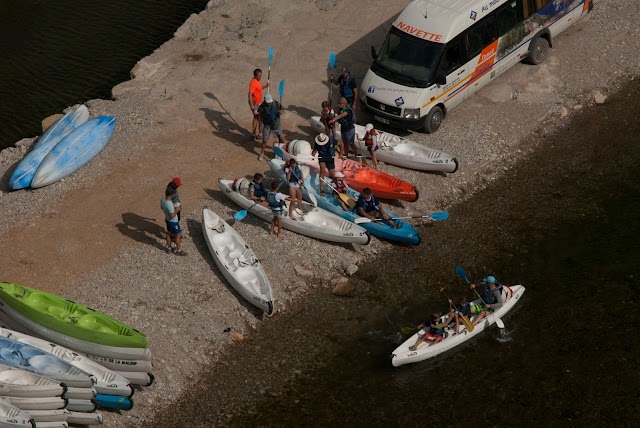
361;0;593;132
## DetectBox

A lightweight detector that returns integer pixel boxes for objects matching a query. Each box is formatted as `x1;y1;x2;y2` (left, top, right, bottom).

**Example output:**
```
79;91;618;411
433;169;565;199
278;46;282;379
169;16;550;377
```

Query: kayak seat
23;293;69;318
76;315;121;335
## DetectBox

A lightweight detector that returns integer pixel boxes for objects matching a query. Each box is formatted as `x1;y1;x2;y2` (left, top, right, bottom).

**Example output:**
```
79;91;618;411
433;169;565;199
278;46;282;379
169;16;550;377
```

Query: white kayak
1;396;66;411
0;366;64;399
67;411;102;425
65;398;96;413
0;328;132;397
309;115;458;173
83;353;153;373
113;371;154;387
202;208;275;315
33;423;67;428
218;179;370;245
392;285;525;367
0;397;33;427
21;409;68;423
63;387;95;400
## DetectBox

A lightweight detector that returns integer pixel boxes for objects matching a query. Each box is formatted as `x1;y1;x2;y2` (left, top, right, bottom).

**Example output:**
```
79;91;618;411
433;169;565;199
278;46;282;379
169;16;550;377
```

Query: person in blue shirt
160;186;186;256
328;97;357;159
311;133;336;195
331;67;358;114
451;296;472;334
283;159;306;219
249;173;268;207
355;187;392;226
408;312;455;351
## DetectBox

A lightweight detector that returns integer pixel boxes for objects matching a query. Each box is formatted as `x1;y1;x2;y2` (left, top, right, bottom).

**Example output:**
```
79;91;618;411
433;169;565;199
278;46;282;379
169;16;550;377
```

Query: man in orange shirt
248;68;269;141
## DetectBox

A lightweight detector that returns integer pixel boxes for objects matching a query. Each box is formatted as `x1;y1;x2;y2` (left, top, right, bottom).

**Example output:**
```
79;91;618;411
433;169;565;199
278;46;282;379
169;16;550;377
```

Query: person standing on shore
166;177;183;221
331;67;358;120
267;181;291;238
311;133;336;195
258;93;284;161
357;123;380;169
248;68;269;141
328;97;356;159
161;187;186;256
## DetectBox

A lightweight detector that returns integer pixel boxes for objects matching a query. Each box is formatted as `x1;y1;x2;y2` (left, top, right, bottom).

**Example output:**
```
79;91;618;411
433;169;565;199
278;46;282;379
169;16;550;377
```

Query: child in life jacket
330;172;356;211
358;123;379;169
266;181;292;238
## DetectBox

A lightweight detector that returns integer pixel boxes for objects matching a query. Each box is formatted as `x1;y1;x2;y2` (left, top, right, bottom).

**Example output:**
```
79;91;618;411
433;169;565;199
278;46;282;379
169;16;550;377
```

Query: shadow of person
201;92;257;156
287;104;319;122
116;212;167;251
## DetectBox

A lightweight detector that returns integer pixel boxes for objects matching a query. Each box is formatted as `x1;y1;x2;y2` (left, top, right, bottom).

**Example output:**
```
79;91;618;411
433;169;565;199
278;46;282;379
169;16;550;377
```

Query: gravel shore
0;0;639;425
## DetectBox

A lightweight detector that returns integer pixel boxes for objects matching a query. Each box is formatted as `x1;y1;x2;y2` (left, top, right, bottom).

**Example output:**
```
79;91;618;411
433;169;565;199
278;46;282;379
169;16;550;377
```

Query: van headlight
403;108;420;120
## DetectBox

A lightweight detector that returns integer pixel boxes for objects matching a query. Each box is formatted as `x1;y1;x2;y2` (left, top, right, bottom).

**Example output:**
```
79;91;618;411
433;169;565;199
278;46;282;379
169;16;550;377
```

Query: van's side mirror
370;46;377;60
435;73;447;85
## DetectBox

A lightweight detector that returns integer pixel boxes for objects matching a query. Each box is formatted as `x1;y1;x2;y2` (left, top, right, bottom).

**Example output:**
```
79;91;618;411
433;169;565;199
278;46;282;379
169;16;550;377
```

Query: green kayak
0;282;147;349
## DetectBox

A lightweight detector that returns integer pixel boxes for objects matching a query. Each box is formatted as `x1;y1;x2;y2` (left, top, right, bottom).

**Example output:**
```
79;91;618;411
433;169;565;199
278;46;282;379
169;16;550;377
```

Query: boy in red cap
166;177;182;221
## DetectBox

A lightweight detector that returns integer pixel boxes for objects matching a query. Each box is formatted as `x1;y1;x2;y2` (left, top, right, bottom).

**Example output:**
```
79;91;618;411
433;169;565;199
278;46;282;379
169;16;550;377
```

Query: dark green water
0;0;208;149
149;80;640;427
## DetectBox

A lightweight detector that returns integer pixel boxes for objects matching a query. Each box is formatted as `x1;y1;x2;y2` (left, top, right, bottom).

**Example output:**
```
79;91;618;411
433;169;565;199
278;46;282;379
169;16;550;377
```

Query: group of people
247;66;381;168
409;276;505;351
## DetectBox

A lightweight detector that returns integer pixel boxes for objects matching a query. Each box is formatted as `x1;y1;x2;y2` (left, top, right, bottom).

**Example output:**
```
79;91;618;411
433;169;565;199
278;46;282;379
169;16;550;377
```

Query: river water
150;80;640;426
0;0;208;149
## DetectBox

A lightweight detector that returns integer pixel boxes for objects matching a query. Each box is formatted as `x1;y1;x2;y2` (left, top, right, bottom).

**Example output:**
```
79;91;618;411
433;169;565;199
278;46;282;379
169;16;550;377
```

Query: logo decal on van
470;10;477;20
367;86;375;94
395;97;405;107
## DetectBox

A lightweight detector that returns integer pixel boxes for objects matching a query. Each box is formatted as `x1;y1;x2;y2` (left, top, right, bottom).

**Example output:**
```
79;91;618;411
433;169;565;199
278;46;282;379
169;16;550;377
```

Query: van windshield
372;27;443;88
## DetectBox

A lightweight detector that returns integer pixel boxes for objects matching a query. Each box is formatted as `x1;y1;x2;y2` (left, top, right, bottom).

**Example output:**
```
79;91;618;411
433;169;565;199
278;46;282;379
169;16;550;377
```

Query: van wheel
525;37;549;65
423;106;443;134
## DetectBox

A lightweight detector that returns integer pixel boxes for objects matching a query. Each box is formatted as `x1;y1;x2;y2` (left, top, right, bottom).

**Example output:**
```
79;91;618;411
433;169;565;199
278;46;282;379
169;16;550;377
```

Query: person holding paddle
311;133;336;195
258;93;284;161
330;172;356;211
248;68;268;141
355;187;393;226
283;159;306;219
408;312;455;351
470;276;504;325
328;97;357;159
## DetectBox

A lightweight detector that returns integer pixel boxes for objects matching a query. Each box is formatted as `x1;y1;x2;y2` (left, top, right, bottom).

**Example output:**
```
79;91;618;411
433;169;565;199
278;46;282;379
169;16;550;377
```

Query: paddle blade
329;52;336;69
461;315;474;332
455;266;470;284
278;80;285;98
273;146;285;160
268;46;274;64
340;193;356;209
354;217;371;224
233;210;248;221
494;317;505;329
307;191;318;208
400;327;413;335
430;211;449;221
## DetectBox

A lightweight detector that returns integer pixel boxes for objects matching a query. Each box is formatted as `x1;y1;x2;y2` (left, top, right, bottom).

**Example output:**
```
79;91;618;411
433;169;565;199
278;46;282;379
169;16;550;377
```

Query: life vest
333;180;347;193
261;101;280;127
249;180;265;197
363;130;379;149
267;191;284;211
356;194;379;213
284;162;302;183
429;319;444;336
337;107;354;130
340;75;355;99
483;283;503;304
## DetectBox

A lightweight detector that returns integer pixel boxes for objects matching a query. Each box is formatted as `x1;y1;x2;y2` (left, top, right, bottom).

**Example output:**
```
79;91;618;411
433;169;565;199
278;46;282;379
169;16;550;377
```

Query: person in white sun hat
311;132;336;195
357;123;380;169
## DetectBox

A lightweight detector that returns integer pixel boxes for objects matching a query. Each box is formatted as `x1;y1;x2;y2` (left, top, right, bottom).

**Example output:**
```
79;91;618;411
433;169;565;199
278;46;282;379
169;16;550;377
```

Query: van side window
497;2;519;36
465;16;497;59
437;41;463;76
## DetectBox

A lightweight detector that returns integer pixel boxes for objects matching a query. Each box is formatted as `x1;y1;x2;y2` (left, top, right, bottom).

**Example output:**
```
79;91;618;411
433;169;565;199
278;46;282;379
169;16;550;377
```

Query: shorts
166;220;182;235
272;210;285;217
426;333;442;341
320;158;335;170
470;303;484;315
263;125;282;141
341;127;355;144
289;182;300;189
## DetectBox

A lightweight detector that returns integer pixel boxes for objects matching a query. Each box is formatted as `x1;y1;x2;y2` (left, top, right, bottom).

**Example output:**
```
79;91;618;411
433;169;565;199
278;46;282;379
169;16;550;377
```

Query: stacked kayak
9;105;89;190
0;282;153;387
309;116;458;173
391;285;526;367
269;159;420;245
218;178;371;245
31;116;116;188
202;208;275;315
275;141;419;201
0;397;33;427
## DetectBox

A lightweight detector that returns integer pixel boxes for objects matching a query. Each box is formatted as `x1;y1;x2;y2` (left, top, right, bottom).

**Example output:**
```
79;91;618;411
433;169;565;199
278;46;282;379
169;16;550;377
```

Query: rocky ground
0;0;639;426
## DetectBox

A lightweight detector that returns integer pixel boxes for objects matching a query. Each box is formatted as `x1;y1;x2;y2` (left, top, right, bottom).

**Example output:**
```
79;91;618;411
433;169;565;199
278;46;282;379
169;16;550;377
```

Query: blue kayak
31;116;116;188
95;394;133;411
268;158;420;245
9;105;89;190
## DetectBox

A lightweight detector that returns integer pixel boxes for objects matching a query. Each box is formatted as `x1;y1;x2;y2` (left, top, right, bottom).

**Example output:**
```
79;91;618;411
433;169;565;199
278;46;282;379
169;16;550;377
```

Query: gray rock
593;90;607;105
332;277;355;297
345;264;358;277
294;265;314;279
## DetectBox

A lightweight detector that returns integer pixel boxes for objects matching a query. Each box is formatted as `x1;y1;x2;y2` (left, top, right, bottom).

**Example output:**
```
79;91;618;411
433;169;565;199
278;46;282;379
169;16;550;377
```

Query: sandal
174;250;188;256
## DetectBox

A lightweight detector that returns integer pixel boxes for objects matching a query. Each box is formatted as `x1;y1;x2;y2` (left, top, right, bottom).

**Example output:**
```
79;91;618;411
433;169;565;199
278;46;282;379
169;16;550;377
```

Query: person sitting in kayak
330;172;356;211
409;312;453;351
357;123;380;169
355;187;393;226
249;173;268;207
470;276;504;325
267;181;291;238
451;296;472;335
283;159;306;219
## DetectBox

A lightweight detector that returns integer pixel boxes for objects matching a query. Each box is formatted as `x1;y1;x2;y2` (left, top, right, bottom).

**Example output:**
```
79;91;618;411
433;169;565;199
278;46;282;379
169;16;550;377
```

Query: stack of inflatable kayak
218;178;371;245
269;159;420;245
274;141;419;201
309;116;458;173
391;285;526;367
202;208;275;315
9;105;116;190
0;282;152;396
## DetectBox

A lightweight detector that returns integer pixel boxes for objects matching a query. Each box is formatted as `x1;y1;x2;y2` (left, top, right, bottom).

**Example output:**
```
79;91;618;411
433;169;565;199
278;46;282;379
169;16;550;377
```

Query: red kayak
275;141;419;202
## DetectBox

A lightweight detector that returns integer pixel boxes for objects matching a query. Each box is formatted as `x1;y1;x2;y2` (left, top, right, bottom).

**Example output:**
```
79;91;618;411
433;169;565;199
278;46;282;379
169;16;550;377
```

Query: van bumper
362;102;424;131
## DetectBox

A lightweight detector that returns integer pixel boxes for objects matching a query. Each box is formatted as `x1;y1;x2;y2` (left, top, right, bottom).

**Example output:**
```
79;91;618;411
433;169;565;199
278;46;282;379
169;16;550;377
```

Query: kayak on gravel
218;178;371;245
202;207;275;315
0;397;34;427
391;285;525;367
309;116;458;173
0;282;150;361
274;141;419;201
268;159;420;245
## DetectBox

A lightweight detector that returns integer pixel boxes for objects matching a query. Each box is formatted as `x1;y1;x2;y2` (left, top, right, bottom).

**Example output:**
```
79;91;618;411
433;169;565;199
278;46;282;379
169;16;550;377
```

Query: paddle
328;52;336;105
441;288;474;332
455;267;505;329
354;211;449;224
233;201;259;222
278;79;285;106
267;46;274;94
320;177;356;209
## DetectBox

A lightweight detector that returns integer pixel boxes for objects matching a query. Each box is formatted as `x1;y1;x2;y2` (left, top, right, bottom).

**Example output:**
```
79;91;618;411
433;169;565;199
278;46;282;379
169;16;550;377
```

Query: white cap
365;123;374;131
264;93;273;103
334;172;344;178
